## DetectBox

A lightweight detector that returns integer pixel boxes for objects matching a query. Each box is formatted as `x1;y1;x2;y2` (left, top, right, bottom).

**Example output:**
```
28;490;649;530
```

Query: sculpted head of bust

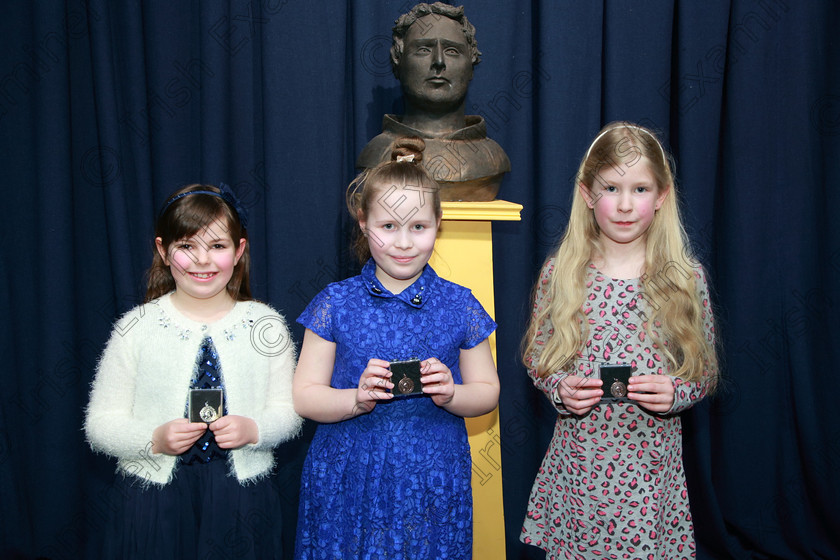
357;2;509;201
390;3;482;133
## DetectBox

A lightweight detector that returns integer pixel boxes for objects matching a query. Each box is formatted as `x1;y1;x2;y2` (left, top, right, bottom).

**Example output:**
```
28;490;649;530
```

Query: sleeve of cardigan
84;308;172;464
247;308;303;449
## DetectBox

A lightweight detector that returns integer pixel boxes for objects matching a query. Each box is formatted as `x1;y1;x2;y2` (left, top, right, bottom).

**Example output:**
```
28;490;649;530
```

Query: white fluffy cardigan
85;293;302;486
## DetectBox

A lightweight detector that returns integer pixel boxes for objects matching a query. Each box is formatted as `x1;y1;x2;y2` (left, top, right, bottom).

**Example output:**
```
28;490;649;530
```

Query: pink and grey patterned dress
520;260;716;560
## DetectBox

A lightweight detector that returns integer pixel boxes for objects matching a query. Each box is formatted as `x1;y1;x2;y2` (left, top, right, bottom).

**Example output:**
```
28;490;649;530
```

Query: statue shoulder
356;130;399;169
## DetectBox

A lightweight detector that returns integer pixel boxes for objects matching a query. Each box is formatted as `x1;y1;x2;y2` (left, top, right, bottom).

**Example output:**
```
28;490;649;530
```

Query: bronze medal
398;376;415;394
610;381;627;398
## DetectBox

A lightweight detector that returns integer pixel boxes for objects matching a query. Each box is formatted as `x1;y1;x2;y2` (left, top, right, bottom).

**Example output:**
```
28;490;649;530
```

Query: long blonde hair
523;122;717;387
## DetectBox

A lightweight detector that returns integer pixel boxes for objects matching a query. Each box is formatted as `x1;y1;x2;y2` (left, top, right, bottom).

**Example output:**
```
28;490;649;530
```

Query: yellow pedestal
428;200;522;560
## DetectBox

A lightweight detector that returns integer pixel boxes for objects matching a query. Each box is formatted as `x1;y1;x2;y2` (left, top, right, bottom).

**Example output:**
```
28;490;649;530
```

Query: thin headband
583;124;667;168
161;183;248;228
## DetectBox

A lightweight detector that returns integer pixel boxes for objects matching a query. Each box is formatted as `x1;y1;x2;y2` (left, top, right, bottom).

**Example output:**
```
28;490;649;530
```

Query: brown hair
145;184;251;302
347;137;442;262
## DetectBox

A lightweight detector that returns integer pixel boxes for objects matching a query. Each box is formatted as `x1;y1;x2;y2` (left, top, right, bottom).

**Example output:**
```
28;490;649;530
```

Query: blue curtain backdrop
1;1;838;558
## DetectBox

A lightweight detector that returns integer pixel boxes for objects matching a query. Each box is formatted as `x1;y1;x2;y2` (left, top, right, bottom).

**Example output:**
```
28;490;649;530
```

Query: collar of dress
361;259;434;308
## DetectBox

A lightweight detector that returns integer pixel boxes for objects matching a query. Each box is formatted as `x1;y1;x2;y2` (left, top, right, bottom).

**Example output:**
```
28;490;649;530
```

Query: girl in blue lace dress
293;137;500;559
85;184;301;559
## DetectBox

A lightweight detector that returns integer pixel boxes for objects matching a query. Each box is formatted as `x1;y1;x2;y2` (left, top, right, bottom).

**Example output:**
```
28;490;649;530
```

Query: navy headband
161;183;248;228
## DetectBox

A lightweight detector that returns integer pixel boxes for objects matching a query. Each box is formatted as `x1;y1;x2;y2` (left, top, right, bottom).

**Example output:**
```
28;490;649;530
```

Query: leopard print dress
520;260;716;560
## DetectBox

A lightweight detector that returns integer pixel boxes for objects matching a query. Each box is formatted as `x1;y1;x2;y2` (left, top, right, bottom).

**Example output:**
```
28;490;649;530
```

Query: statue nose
431;43;445;69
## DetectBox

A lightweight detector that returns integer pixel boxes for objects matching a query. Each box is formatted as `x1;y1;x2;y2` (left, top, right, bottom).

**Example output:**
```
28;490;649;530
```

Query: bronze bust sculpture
356;2;510;201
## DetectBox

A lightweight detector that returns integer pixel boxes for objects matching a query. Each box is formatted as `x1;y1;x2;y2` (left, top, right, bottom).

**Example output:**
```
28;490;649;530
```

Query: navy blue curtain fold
1;1;838;558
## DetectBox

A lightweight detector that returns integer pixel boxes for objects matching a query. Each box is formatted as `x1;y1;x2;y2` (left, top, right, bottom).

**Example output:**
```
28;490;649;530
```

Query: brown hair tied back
347;136;441;263
391;136;425;164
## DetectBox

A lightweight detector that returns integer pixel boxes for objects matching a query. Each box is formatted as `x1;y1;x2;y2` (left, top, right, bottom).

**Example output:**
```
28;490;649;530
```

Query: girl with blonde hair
521;122;718;559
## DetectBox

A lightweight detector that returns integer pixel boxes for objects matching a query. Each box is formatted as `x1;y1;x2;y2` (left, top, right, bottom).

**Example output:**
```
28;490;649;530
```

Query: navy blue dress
294;261;496;559
101;337;284;560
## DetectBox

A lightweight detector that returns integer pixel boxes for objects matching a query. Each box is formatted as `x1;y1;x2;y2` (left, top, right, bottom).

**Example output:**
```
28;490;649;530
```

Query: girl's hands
554;374;676;415
556;375;603;416
152;416;260;454
355;359;393;414
628;374;675;413
420;357;455;407
209;415;259;449
151;418;207;455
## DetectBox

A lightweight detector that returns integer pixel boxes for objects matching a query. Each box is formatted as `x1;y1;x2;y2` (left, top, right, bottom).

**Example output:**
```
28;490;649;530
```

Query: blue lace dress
294;260;496;560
